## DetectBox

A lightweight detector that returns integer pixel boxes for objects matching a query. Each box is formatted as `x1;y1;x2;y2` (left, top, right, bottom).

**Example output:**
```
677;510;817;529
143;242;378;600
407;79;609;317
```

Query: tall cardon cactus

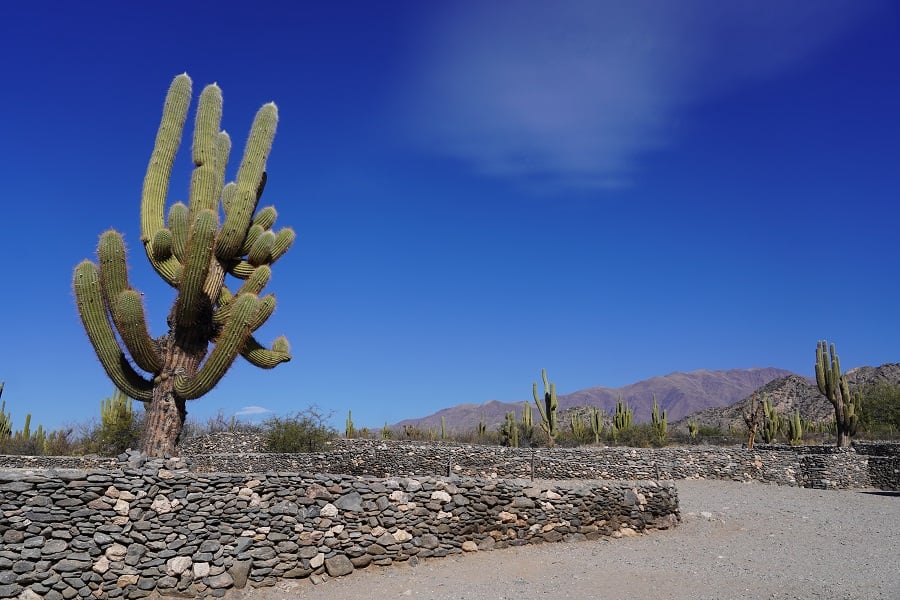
815;341;859;447
74;74;294;457
532;368;558;447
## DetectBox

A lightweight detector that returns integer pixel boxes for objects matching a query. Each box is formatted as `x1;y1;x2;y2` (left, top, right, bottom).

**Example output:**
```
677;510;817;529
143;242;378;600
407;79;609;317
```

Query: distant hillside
672;363;900;433
395;367;794;432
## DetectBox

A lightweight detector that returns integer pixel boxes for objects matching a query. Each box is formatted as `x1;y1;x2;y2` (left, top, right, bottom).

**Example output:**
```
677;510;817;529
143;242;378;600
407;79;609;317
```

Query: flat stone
206;572;234;589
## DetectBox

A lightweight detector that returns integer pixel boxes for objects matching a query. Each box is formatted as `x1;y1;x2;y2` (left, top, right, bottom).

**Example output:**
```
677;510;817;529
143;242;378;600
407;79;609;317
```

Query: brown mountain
395;367;794;432
672;363;900;433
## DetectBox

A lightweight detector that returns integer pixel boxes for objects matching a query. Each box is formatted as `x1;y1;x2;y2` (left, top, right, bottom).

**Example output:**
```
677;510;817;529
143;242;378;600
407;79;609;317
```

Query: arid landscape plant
815;340;860;447
532;369;559;447
73;74;293;457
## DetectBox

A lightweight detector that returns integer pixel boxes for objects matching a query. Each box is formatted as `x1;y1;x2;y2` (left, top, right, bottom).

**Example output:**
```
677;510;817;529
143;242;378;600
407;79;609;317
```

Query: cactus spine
815;341;859;447
786;409;803;446
532;368;558;447
651;395;668;446
74;75;294;457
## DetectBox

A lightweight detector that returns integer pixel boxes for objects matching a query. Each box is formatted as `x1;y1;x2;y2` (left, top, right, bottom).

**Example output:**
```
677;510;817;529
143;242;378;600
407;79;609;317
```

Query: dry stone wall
0;458;678;600
182;437;897;490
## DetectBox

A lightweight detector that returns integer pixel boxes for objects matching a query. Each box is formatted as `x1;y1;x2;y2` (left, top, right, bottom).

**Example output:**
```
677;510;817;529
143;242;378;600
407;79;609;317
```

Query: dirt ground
225;479;900;600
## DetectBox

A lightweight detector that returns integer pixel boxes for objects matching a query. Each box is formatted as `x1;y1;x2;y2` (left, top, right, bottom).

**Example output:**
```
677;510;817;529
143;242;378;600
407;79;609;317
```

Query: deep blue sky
1;1;897;433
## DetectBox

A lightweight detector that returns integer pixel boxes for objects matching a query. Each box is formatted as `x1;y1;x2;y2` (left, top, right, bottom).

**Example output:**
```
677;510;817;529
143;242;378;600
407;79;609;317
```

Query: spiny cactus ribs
74;74;294;457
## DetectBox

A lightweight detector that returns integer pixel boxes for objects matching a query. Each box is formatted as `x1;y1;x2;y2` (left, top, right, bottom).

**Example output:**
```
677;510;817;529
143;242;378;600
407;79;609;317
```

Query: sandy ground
226;480;900;600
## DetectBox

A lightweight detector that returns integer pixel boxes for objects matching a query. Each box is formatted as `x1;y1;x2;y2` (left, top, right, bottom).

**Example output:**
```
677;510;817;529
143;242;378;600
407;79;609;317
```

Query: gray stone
334;491;363;512
207;572;233;589
324;555;354;577
228;560;251;589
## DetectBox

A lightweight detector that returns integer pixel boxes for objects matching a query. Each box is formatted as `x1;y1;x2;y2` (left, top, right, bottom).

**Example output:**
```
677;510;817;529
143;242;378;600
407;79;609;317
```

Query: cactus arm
214;266;272;325
150;228;174;261
115;290;163;373
174;294;259;399
217;104;278;260
174;209;218;327
168;202;190;263
141;74;192;285
189;84;224;218
73;261;153;401
269;228;296;264
240;335;291;369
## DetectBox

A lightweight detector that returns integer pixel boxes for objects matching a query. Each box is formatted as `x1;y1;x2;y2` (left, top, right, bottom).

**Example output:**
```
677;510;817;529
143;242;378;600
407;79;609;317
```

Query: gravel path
226;480;899;600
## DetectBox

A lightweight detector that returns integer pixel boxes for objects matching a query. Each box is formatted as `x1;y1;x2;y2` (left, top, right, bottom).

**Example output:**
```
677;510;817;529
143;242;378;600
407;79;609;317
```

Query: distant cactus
381;422;392;440
440;416;447;440
687;420;699;439
532;369;559;447
743;393;763;449
760;394;781;444
815;341;859;447
73;74;294;457
500;411;519;447
0;383;10;439
522;402;534;429
570;412;586;441
612;397;633;443
476;413;487;438
97;388;138;455
786;409;803;446
345;410;355;438
589;407;603;444
651;395;668;446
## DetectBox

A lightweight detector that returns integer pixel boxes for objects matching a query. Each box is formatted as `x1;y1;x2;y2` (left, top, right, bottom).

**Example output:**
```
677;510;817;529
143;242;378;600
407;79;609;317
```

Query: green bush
858;382;900;436
263;406;336;453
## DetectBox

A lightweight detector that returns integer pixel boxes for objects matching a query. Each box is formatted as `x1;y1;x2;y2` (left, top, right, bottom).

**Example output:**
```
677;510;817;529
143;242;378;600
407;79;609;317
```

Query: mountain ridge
395;367;796;432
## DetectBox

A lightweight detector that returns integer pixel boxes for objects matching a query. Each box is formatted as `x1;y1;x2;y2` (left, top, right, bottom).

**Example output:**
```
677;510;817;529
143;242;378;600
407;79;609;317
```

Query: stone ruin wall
0;460;677;600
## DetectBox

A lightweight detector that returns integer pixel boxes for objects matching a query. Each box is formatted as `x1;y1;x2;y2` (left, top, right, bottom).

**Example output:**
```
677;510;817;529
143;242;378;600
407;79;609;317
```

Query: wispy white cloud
400;0;884;190
234;405;272;417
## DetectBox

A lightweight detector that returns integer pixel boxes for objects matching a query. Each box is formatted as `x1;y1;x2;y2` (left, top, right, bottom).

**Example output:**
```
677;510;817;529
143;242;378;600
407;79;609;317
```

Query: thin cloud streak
234;406;272;417
401;0;883;190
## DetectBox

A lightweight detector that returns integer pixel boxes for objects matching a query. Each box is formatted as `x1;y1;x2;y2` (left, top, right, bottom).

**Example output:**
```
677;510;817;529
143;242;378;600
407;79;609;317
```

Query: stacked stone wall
0;461;677;600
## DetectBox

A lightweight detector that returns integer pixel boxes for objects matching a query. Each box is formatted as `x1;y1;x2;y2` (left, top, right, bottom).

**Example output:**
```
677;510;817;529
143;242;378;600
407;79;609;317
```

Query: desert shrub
858;382;900;437
263;406;336;453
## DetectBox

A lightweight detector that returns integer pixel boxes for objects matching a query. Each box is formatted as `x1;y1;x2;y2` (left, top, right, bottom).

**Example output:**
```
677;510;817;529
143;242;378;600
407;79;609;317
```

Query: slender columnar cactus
500;411;519;447
815;341;859;447
651;395;668;446
786;409;803;446
589;407;603;444
73;75;294;457
381;422;392;440
476;413;487;438
440;416;447;440
345;410;355;438
522;402;534;429
760;394;781;444
101;388;134;428
743;393;762;449
687;420;699;440
532;369;559;447
0;382;10;440
613;397;633;443
570;412;586;441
